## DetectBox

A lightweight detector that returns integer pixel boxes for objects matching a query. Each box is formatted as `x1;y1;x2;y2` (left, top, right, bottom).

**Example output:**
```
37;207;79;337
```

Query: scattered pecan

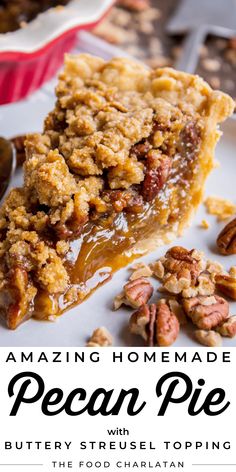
215;274;236;300
142;152;171;202
168;298;187;326
183;295;229;330
164;247;203;281
217;217;236;255
156;300;180;347
195;330;222;347
87;327;113;347
129;262;153;281
216;316;236;338
129;300;179;347
129;303;154;342
114;277;153;310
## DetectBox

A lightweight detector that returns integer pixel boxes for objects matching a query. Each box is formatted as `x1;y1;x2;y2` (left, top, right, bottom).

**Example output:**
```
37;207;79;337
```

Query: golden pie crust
0;54;234;329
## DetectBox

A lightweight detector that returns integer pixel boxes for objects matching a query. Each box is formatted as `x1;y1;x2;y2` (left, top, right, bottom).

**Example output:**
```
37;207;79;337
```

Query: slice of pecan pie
0;54;234;329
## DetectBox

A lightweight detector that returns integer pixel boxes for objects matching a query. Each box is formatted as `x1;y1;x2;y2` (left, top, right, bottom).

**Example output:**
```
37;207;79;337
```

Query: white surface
0;41;235;347
0;0;113;53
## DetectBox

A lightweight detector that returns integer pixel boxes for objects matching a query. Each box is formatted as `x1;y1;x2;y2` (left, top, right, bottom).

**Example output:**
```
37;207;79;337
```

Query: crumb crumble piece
87;327;113;347
204;196;236;221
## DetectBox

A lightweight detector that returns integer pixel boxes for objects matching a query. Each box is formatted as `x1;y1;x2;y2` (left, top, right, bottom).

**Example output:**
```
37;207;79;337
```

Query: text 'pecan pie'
0;54;234;329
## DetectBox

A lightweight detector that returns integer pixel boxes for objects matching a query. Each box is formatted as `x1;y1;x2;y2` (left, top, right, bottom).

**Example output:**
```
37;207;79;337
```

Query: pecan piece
160;246;205;295
129;300;179;347
142;151;171;202
114;277;153;310
215;274;236;300
165;247;203;282
156;300;180;347
129;303;155;342
124;277;153;308
183;295;229;330
195;330;222;347
216;316;236;338
217;217;236;255
129;262;153;281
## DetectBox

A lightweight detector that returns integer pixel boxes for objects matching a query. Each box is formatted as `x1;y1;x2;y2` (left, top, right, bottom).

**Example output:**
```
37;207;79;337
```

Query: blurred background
0;0;235;105
92;0;236;103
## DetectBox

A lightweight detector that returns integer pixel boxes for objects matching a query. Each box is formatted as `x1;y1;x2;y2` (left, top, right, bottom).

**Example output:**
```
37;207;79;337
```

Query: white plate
0;40;235;347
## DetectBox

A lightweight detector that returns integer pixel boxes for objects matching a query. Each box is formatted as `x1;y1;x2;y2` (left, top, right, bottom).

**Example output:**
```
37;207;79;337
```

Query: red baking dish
0;0;114;105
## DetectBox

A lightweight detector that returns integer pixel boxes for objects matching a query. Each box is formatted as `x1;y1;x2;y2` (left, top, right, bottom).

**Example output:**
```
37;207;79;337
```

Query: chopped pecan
54;213;89;240
217;217;236;255
195;330;222;347
142;152;171;201
216;316;236;338
87;327;113;347
129;303;154;342
129;262;153;281
164;247;204;282
129;300;179;347
156;300;180;347
114;277;153;310
183;295;229;330
215;274;236;300
168;298;187;326
150;259;165;280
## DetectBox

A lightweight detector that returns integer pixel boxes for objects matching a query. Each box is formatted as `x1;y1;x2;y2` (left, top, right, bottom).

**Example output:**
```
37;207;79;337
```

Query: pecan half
216;316;236;338
215;274;236;300
217;217;236;255
129;300;179;347
114;277;153;310
160;246;205;295
183;295;229;330
156;301;180;347
142;152;171;202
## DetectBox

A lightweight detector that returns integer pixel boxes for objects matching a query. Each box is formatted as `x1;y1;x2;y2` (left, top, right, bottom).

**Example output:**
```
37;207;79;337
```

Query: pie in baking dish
0;54;234;329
